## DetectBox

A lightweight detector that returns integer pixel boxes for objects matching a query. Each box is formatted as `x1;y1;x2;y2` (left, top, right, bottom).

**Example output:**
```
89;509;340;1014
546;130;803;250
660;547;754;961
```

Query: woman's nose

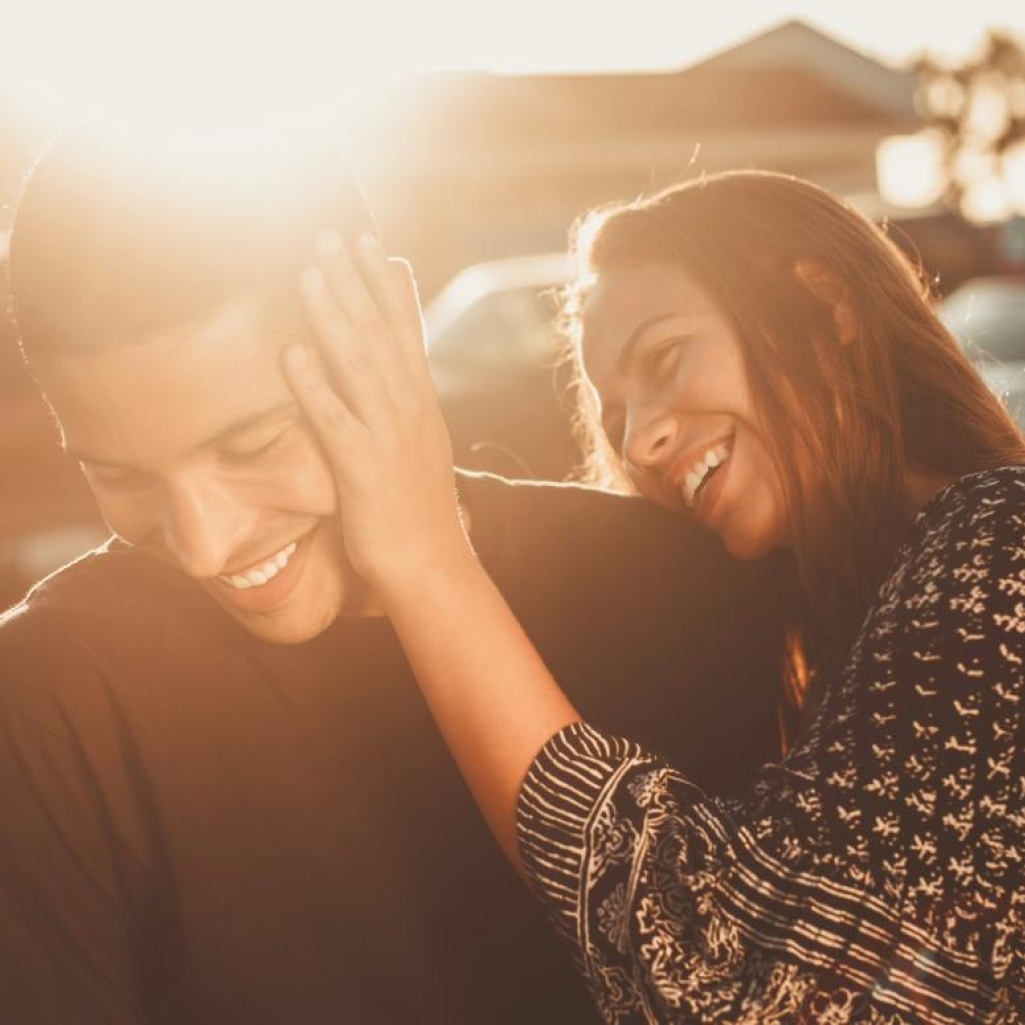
623;410;679;471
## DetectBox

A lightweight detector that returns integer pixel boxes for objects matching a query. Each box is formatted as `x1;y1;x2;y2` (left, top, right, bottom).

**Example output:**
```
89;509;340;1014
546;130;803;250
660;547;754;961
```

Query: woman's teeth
219;541;298;590
682;442;731;509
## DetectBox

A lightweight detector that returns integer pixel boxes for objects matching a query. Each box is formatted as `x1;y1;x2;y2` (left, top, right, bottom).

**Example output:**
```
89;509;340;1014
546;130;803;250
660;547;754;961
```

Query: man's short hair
9;128;375;356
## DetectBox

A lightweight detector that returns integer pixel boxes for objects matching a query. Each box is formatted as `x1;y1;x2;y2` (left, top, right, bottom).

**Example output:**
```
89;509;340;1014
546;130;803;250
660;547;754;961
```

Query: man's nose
159;478;249;579
623;408;679;472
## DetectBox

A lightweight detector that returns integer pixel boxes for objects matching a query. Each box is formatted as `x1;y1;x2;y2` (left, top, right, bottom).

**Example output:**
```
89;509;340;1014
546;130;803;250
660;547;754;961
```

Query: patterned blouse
517;466;1025;1023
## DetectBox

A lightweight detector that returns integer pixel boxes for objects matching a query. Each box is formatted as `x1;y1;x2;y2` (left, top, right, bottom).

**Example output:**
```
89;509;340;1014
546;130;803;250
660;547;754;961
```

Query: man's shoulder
458;467;665;514
0;541;229;728
0;540;201;670
9;539;182;617
456;470;766;608
457;469;722;553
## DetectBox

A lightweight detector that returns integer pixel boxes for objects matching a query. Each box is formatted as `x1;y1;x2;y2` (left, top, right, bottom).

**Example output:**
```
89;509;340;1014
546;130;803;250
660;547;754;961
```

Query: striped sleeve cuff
515;721;654;959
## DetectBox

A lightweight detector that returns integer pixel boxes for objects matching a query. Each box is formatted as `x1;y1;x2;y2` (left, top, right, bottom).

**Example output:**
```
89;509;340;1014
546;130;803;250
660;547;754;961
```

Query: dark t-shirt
0;472;785;1024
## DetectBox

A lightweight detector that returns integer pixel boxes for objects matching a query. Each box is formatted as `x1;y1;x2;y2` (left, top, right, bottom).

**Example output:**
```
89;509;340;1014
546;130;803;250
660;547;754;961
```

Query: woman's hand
284;229;473;593
287;233;579;869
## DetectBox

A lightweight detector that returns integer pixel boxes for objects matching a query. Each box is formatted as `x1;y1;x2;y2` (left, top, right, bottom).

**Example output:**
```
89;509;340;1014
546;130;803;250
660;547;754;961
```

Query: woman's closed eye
640;336;690;385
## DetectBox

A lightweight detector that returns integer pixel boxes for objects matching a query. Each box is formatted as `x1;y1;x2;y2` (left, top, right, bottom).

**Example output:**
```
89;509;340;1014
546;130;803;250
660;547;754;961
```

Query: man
0;131;786;1023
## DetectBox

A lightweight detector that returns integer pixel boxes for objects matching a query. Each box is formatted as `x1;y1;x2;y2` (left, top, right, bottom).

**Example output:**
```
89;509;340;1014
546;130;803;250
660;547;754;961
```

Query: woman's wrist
371;524;481;602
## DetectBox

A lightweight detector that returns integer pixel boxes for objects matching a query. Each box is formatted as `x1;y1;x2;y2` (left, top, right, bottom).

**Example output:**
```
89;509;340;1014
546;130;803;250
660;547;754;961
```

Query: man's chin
222;600;343;644
202;523;352;644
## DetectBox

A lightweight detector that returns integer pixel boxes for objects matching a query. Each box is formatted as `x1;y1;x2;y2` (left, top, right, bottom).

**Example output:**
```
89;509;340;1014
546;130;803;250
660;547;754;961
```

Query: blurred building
350;20;921;295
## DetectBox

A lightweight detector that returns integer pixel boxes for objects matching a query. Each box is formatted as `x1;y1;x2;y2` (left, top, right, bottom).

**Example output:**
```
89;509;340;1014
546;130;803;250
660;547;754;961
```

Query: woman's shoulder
872;464;1025;639
917;462;1025;518
909;463;1025;554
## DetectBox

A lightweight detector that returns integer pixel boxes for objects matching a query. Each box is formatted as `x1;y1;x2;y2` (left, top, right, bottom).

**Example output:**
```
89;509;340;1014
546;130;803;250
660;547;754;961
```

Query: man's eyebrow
64;401;300;467
614;313;685;377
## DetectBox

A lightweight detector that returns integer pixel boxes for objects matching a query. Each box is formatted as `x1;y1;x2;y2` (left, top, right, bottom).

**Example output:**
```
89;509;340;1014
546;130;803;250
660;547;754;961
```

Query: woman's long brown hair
564;171;1025;695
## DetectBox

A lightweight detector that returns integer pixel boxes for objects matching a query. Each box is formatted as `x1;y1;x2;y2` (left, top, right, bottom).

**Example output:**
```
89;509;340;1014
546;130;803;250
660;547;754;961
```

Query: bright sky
3;0;1024;129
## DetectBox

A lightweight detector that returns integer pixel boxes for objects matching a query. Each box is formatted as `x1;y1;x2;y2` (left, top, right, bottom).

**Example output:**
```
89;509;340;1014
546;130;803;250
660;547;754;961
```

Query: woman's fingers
287;234;464;591
314;230;385;337
282;343;362;480
309;230;432;402
385;256;433;372
298;266;384;426
349;235;419;343
314;230;406;384
298;230;437;445
347;237;428;369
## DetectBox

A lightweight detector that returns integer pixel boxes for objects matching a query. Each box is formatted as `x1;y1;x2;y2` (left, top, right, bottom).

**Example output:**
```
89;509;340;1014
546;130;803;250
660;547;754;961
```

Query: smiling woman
566;174;1025;639
576;262;787;560
283;170;1025;1021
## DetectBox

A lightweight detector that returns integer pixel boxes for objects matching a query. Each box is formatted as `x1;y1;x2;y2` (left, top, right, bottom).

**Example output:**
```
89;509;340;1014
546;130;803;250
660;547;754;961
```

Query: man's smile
209;526;318;613
218;538;301;589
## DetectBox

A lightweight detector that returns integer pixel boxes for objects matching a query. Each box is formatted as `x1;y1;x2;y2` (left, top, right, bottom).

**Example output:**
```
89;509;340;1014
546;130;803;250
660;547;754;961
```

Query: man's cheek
92;495;151;547
273;438;339;517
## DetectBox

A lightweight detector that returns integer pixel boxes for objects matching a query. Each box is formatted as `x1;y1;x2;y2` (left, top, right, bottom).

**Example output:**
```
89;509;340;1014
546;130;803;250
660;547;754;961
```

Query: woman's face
579;261;790;559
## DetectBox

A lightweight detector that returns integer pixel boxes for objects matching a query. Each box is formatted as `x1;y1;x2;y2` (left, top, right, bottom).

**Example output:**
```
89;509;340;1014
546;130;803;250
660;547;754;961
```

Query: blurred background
3;0;1025;608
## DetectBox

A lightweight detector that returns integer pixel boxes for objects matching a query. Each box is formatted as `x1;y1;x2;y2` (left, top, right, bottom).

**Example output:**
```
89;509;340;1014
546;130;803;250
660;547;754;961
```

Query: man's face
32;300;356;643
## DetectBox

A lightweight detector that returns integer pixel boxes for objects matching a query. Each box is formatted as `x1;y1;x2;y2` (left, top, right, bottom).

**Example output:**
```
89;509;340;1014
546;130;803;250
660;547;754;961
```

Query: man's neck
340;588;387;618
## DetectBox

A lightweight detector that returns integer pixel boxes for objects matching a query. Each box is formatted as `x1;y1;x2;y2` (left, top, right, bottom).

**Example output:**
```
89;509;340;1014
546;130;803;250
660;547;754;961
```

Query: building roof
352;19;919;150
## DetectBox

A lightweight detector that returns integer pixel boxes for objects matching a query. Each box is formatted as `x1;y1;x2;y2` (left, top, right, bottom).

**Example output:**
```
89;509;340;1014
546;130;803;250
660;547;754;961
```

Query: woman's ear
793;259;858;346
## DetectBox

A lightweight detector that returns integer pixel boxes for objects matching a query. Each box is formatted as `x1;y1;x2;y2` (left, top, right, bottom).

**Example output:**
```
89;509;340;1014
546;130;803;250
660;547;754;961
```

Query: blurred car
426;252;580;481
938;276;1025;428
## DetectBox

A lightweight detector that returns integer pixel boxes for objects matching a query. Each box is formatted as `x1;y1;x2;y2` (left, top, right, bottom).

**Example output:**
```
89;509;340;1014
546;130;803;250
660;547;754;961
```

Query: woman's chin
719;516;785;561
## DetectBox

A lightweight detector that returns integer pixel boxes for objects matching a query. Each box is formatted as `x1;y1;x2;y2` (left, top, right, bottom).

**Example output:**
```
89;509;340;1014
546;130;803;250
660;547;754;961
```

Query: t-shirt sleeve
0;605;151;1024
517;480;1025;1021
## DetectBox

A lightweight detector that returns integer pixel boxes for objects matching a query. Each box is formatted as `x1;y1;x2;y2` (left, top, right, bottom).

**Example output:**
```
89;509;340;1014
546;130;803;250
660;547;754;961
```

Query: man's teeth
682;443;731;509
220;541;298;590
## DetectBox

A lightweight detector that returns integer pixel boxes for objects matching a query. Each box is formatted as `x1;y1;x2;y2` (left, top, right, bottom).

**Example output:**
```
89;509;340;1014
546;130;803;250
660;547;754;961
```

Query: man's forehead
141;295;300;355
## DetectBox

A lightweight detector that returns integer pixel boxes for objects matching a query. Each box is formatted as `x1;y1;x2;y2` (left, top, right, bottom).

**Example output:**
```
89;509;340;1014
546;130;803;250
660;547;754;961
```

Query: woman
284;171;1025;1021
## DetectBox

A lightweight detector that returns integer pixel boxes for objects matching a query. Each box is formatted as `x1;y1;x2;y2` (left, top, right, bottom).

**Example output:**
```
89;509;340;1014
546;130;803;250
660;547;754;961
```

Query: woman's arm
375;549;580;870
284;230;579;867
284;231;1025;1020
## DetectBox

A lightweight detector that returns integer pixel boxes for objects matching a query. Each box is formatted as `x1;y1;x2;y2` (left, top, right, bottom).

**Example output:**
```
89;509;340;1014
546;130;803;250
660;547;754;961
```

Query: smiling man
42;296;352;642
0;131;788;1024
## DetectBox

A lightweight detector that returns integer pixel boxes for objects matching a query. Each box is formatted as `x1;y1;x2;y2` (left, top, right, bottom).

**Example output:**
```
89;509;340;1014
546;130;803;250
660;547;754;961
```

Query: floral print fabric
518;467;1025;1022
